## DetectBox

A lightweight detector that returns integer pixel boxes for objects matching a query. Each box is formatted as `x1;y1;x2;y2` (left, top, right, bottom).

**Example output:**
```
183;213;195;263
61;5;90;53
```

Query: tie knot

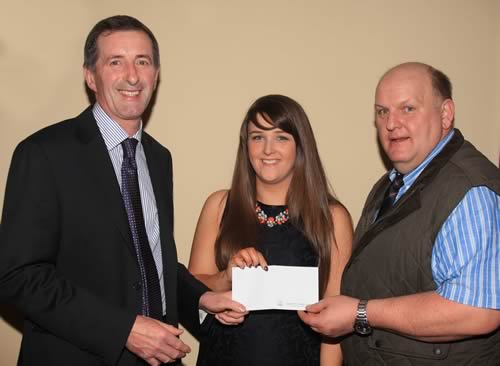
122;138;138;159
392;172;404;190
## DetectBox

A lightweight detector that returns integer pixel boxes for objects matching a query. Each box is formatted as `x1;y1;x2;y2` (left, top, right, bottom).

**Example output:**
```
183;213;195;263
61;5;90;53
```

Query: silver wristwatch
354;299;372;335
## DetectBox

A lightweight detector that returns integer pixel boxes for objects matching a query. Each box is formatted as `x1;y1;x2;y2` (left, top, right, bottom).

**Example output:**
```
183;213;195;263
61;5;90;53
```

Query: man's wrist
354;299;372;335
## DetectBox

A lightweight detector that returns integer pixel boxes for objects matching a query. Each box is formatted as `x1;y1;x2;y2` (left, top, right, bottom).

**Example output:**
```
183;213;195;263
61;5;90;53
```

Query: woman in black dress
188;94;352;366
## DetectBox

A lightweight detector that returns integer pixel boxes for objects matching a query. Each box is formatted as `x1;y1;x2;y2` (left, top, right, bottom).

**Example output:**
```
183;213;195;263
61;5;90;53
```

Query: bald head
377;62;452;103
374;62;455;173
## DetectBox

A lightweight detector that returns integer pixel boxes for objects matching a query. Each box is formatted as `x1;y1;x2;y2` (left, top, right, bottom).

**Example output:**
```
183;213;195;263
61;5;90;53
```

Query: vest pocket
368;330;450;360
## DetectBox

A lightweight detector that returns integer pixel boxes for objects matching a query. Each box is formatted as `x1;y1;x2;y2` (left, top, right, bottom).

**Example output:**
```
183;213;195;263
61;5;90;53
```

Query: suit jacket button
133;282;142;290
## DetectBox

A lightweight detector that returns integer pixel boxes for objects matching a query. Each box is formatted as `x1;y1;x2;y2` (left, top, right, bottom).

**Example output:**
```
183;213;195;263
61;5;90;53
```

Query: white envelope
232;265;318;311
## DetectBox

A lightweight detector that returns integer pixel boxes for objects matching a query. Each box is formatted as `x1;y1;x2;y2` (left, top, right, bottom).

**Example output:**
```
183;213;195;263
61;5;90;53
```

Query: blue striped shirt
93;104;166;314
388;130;500;309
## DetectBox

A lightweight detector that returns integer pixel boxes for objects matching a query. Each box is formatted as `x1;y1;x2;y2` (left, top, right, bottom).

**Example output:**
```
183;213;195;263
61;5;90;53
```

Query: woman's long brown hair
215;94;339;296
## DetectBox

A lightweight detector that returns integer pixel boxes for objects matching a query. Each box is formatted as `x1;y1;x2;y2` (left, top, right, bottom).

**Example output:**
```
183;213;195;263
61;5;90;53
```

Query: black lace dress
197;202;320;366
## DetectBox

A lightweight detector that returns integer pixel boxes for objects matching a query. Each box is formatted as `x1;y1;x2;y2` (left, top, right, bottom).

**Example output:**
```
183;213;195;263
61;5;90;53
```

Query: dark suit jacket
0;107;207;365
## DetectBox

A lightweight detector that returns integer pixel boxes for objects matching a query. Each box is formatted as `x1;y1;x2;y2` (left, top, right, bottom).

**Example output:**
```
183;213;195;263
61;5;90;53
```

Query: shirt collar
388;129;455;184
92;103;143;151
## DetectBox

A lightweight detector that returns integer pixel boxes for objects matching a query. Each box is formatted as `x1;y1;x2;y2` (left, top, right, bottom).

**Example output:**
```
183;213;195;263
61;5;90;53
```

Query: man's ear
84;67;97;93
440;98;455;130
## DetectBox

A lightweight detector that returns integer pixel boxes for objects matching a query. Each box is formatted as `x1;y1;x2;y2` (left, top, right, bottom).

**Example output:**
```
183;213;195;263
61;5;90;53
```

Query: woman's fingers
215;310;247;325
226;247;269;283
232;247;268;269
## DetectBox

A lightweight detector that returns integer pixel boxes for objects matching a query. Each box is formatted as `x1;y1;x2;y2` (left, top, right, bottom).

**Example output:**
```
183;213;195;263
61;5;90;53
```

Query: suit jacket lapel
75;107;135;255
142;133;179;320
141;133;176;261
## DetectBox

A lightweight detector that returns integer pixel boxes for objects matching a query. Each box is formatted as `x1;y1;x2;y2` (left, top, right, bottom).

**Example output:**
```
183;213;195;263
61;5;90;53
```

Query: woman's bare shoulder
202;189;229;220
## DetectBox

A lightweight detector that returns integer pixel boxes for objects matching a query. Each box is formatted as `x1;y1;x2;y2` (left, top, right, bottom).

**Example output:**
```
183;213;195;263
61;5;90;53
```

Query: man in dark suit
0;15;246;366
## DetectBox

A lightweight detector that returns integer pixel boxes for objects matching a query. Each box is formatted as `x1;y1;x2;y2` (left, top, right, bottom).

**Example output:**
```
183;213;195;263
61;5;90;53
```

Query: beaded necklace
255;203;289;228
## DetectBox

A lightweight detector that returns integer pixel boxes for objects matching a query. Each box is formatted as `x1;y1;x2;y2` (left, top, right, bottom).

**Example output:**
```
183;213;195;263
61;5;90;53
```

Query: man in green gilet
300;62;499;365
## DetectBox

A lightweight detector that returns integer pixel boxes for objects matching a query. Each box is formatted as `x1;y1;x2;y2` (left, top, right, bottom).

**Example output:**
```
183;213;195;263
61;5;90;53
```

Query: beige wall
1;1;498;365
496;0;500;167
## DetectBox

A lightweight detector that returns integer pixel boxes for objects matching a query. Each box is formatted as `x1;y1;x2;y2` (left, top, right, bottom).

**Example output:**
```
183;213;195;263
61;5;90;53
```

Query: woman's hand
224;247;269;283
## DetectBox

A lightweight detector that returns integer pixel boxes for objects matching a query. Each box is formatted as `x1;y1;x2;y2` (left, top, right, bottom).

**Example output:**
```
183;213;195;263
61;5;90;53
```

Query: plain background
1;1;499;365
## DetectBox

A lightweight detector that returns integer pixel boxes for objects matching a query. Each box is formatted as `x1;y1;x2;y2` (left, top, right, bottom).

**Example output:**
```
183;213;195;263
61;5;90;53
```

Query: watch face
355;321;372;335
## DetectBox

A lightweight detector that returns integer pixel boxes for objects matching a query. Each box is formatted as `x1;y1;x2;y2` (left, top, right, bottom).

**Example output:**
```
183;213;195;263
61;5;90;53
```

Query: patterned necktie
377;172;404;220
121;138;163;320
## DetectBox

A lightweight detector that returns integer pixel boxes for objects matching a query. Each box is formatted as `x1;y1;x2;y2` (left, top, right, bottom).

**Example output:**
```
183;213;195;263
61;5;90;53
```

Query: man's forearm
368;291;500;341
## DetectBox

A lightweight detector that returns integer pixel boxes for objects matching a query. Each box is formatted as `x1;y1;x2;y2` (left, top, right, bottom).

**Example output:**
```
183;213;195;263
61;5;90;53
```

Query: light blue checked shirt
93;103;166;314
388;129;500;309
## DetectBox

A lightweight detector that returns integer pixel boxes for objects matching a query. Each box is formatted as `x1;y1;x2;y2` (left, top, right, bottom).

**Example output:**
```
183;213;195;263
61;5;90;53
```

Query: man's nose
126;64;139;85
386;111;400;130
